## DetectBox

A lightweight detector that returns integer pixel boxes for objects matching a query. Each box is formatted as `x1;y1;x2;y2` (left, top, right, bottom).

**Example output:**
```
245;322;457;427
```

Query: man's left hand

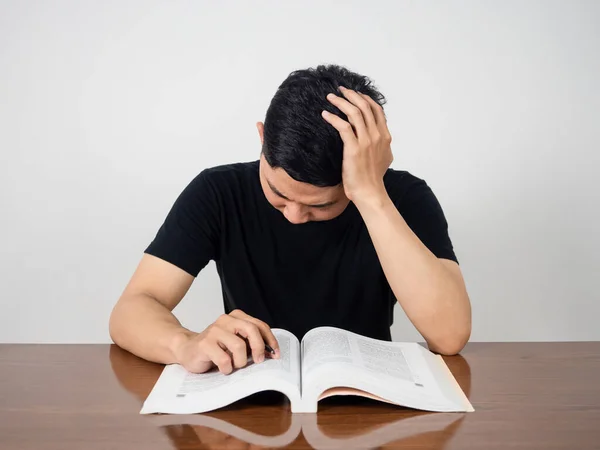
322;86;393;205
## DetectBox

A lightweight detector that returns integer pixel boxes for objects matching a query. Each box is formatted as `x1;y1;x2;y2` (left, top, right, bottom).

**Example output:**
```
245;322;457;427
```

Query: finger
321;110;359;147
339;87;378;135
361;93;392;144
229;310;280;358
224;315;268;363
202;341;233;374
215;328;250;369
247;319;280;359
326;93;368;141
361;93;388;128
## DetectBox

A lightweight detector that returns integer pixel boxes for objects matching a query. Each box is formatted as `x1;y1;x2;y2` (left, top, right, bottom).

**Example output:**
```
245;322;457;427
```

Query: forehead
262;160;342;202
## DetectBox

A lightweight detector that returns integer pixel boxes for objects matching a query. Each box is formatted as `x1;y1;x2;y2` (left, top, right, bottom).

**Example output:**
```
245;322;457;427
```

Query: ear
256;122;264;146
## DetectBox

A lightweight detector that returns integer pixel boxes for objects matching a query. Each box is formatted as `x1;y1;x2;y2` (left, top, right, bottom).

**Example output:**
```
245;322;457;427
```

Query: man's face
259;153;350;224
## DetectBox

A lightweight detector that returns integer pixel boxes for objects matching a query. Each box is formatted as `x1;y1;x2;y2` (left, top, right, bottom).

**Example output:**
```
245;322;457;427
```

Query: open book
140;326;474;414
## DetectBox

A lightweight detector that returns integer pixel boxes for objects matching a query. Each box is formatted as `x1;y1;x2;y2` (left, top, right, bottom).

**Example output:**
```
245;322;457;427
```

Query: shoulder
184;160;259;196
384;169;457;261
195;160;259;186
383;169;435;207
166;161;259;216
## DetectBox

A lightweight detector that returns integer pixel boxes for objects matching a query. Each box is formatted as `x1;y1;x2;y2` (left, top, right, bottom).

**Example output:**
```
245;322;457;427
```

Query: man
109;64;471;375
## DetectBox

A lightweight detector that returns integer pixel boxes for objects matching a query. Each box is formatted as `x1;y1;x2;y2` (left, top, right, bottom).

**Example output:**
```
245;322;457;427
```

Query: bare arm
109;254;280;373
322;87;471;355
356;195;471;355
109;254;196;364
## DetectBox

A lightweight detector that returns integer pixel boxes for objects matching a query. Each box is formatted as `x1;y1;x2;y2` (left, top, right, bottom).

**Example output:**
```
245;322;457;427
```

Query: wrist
168;328;198;364
351;184;390;212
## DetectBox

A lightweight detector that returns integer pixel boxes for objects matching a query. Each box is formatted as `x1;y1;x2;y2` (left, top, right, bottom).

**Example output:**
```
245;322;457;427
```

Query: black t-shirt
145;161;457;341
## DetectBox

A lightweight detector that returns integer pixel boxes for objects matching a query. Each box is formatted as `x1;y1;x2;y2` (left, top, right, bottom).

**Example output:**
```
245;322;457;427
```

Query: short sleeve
145;170;221;276
392;176;458;264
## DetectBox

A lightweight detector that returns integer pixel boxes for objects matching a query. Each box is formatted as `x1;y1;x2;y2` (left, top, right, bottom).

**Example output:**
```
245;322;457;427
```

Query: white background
1;0;598;343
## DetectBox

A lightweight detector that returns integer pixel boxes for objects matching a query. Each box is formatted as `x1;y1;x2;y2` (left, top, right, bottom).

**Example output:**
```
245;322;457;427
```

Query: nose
284;203;309;224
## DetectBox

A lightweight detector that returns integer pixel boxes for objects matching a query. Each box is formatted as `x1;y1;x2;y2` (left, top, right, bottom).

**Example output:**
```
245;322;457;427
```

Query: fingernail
322;110;330;117
327;93;336;99
256;354;264;363
339;86;346;90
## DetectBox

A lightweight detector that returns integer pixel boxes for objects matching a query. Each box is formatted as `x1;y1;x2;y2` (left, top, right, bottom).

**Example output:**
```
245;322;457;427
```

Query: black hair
262;64;386;187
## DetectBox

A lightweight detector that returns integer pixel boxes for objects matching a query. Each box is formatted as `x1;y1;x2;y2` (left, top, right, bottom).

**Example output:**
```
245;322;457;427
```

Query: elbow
432;292;472;355
432;339;468;356
428;327;471;356
108;302;125;347
108;310;118;345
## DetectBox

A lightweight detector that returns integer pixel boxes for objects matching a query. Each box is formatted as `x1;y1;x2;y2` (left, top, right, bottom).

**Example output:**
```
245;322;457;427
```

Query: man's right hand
172;309;280;374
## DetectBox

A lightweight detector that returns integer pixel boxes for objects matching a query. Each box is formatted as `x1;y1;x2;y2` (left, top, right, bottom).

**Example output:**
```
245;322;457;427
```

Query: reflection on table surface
110;343;471;449
4;342;598;449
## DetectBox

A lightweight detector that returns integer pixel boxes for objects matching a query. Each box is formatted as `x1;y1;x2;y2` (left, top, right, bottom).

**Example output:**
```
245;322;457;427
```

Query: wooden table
1;342;599;449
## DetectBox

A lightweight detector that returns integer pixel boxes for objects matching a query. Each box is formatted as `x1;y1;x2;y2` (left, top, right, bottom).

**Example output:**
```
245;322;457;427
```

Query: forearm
356;193;471;355
109;293;197;364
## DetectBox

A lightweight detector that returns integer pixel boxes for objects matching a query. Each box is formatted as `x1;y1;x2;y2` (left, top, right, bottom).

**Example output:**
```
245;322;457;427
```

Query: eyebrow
267;180;337;208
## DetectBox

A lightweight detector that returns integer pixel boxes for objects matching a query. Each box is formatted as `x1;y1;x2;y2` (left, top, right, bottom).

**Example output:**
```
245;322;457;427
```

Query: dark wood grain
0;342;599;449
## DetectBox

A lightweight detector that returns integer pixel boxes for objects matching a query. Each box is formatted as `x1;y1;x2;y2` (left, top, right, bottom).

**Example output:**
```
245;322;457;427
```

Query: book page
300;327;472;413
140;328;301;414
302;327;417;383
302;326;354;373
